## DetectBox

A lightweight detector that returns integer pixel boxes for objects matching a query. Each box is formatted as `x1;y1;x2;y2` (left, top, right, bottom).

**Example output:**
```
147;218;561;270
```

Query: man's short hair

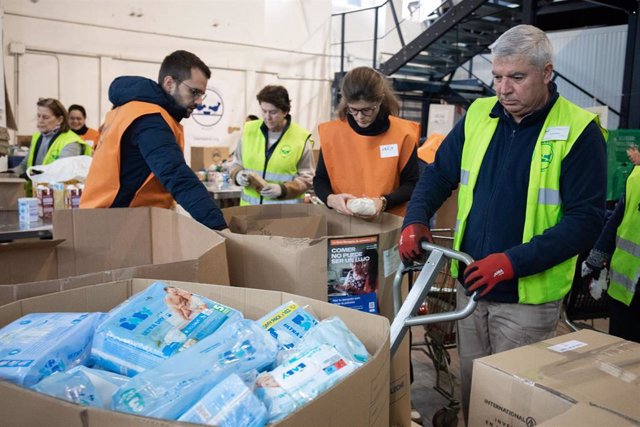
158;50;211;84
257;85;291;113
492;24;553;69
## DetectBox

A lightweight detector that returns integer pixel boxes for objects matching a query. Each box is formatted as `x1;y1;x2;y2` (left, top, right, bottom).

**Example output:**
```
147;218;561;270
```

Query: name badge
542;126;570;141
380;144;399;158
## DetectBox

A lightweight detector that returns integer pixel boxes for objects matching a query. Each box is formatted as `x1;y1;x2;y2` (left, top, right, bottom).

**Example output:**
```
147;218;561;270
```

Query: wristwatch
379;196;388;212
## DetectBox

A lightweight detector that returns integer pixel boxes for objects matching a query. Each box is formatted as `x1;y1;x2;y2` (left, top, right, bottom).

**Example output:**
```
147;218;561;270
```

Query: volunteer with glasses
81;50;227;231
228;85;314;205
68;104;100;151
314;66;420;217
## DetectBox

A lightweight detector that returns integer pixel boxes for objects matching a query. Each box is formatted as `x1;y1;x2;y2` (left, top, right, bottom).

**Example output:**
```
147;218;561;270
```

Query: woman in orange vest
68;104;100;152
314;67;420;217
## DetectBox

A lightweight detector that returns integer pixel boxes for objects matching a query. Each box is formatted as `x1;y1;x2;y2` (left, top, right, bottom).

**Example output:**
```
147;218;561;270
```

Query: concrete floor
409;319;609;427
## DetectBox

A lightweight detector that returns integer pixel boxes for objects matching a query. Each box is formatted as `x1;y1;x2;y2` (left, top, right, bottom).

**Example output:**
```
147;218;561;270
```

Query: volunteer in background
228;85;314;205
582;162;639;343
68;104;100;151
314;66;420;218
399;25;607;423
14;98;91;193
80;50;227;231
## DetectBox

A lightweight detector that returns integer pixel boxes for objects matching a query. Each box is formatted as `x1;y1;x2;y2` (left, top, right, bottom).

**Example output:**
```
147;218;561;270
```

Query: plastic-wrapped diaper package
32;365;129;409
256;344;358;423
0;312;103;387
91;282;243;376
346;198;377;216
112;319;278;420
258;301;318;352
295;316;369;365
178;373;267;427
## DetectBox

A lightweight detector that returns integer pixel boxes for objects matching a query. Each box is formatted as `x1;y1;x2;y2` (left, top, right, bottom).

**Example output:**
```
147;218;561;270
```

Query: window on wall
402;0;445;22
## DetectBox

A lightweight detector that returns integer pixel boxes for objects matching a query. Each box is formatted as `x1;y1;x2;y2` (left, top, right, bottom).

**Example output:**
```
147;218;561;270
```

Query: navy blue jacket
404;85;607;302
108;76;227;230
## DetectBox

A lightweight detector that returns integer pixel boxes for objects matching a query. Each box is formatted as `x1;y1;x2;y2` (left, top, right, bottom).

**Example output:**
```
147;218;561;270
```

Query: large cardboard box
469;329;640;427
0;177;25;210
426;104;462;137
220;204;412;426
0;208;229;305
190;146;230;171
0;278;391;427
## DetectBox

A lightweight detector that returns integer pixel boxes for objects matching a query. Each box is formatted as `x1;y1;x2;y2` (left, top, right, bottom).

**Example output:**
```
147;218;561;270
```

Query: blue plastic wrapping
256;344;358;423
91;282;243;376
32;365;129;408
257;301;318;352
0;312;103;387
111;319;278;420
295;316;370;365
178;373;267;427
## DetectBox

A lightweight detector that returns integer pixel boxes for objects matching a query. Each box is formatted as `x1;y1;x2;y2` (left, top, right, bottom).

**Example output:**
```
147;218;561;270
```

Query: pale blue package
295;316;369;365
0;312;103;387
256;344;358;422
178;373;267;427
32;365;129;409
112;319;278;420
257;301;318;351
91;281;243;376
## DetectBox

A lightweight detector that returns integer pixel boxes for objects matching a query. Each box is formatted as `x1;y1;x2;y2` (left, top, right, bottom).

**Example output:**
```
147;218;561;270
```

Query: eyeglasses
172;77;207;101
347;104;379;117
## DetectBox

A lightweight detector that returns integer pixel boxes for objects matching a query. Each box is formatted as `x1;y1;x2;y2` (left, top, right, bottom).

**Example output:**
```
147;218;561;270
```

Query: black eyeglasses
347;104;379;117
172;77;207;101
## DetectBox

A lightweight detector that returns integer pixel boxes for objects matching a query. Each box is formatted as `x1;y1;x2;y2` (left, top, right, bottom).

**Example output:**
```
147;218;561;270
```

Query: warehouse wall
1;0;340;160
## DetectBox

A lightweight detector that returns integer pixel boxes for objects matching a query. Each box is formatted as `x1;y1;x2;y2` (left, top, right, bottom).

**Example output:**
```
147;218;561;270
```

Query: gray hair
491;25;553;69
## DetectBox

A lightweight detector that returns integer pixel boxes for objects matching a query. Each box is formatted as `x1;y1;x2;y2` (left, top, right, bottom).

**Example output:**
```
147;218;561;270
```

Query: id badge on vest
380;144;399;158
542;126;569;141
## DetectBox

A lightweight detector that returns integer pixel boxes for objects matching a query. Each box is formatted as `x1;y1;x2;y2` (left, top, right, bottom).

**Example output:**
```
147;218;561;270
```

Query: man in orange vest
81;50;227;230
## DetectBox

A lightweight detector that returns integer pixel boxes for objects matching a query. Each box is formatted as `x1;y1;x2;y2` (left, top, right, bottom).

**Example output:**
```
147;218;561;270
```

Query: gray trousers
455;283;561;426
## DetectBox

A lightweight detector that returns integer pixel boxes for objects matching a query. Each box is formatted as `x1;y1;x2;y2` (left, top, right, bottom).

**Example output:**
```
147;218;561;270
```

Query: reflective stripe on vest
27;131;91;168
318;116;420;216
80;101;183;209
452;96;601;304
240;119;309;206
608;166;640;305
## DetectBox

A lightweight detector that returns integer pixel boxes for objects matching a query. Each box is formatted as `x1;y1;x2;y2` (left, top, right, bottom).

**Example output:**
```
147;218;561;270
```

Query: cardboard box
469;329;640;427
228;214;327;238
0;207;229;305
426;104;462;137
220;204;411;426
190;146;230;171
0;177;26;210
0;278;391;427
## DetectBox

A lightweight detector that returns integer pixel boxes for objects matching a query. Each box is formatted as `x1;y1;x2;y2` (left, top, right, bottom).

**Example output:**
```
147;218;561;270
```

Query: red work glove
399;223;434;266
463;253;514;300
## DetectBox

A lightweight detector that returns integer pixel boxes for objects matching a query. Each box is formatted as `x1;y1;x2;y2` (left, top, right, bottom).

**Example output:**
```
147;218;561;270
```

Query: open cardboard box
220;204;411;426
228;214;327;238
0;176;26;210
469;329;640;427
0;208;229;305
0;278;391;427
190;146;230;171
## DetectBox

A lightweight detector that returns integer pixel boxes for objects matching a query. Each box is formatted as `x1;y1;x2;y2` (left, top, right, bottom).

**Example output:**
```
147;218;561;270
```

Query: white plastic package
346;198;377;216
91;282;243;376
111;319;278;420
0;312;103;387
32;365;129;408
178;373;267;427
294;316;369;365
258;301;318;352
256;344;358;422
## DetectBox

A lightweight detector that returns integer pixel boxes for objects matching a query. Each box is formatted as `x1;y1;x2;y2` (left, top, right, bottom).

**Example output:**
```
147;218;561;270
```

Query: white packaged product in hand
32;365;129;409
0;312;103;387
91;281;243;376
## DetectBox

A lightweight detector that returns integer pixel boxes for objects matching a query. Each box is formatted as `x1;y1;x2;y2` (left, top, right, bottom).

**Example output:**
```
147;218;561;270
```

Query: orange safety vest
417;133;445;164
80;127;101;151
318;116;419;216
80;101;184;209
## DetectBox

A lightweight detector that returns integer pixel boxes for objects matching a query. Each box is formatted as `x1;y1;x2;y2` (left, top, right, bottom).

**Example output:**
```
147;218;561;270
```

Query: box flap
229;215;327;238
0;239;61;284
0;238;64;252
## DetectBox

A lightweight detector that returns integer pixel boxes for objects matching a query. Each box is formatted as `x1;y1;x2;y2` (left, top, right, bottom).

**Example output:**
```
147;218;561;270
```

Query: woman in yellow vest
582;165;640;343
68;104;100;152
314;67;420;217
13;98;91;192
228;85;314;205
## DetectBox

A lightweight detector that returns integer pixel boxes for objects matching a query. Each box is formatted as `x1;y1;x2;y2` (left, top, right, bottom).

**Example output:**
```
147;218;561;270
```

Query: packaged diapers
258;301;318;351
112;319;277;420
91;282;243;376
0;312;103;387
32;366;128;408
178;373;267;427
294;316;369;365
256;344;358;422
